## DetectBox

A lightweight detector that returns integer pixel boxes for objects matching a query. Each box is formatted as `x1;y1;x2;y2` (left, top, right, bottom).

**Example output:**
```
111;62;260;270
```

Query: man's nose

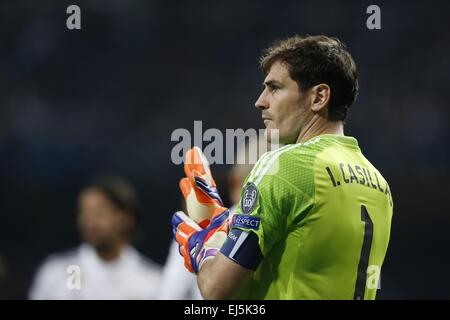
255;92;269;110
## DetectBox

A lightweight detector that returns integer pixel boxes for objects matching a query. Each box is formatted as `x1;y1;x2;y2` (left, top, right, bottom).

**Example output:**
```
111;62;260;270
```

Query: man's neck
296;114;344;144
95;241;126;262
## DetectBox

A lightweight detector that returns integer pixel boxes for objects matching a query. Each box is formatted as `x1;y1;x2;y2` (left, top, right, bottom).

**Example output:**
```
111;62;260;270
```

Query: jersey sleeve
230;147;316;257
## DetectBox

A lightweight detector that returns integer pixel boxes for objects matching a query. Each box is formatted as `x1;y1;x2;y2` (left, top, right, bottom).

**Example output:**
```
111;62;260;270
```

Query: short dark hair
260;35;359;121
85;175;140;218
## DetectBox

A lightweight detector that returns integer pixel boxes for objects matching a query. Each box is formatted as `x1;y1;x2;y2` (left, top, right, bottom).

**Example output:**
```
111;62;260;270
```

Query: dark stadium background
0;0;448;299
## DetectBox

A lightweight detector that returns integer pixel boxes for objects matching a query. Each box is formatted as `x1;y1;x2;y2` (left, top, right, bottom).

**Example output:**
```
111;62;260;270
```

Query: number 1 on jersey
354;205;373;300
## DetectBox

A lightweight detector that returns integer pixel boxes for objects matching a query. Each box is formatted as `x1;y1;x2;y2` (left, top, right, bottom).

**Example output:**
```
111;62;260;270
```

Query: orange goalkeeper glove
172;208;230;273
179;147;224;229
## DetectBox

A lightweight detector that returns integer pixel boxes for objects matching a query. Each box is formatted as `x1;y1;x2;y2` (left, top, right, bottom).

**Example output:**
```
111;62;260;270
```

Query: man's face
77;188;129;249
255;61;312;145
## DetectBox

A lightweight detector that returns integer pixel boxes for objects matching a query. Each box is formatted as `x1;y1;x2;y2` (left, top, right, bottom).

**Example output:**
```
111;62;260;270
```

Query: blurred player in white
29;175;161;300
157;134;268;299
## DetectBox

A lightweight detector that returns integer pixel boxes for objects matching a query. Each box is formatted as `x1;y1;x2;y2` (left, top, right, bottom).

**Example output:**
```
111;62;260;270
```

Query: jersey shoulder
38;247;79;271
135;253;162;277
238;138;335;220
29;247;80;299
246;137;334;190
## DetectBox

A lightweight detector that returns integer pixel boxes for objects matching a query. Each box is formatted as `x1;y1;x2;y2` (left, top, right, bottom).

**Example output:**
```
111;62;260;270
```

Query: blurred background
0;0;449;299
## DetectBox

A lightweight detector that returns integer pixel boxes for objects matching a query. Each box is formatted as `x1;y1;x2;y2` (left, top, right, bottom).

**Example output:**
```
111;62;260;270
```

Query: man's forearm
197;258;223;300
197;252;252;300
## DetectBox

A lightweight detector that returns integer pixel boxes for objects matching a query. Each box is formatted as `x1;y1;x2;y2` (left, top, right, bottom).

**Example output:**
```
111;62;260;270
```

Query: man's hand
172;208;229;273
179;147;223;228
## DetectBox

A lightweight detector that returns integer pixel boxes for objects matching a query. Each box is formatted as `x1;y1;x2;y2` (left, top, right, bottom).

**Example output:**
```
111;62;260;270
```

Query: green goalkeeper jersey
233;134;393;300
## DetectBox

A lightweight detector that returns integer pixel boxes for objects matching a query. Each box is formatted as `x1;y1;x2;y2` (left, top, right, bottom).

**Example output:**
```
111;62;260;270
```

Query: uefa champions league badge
241;182;259;214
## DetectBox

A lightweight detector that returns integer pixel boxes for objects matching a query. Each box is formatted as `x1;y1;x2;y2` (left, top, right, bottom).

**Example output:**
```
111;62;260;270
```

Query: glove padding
172;208;230;273
179;147;223;228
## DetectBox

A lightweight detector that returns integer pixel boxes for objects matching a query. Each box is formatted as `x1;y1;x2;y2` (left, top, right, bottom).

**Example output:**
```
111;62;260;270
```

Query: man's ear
310;84;331;113
121;212;136;235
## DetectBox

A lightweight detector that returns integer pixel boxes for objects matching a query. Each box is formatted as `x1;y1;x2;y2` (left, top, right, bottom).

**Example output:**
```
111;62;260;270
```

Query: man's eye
269;86;278;92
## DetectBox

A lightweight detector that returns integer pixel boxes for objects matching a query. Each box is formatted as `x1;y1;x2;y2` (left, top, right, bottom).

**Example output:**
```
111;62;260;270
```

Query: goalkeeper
172;35;393;300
